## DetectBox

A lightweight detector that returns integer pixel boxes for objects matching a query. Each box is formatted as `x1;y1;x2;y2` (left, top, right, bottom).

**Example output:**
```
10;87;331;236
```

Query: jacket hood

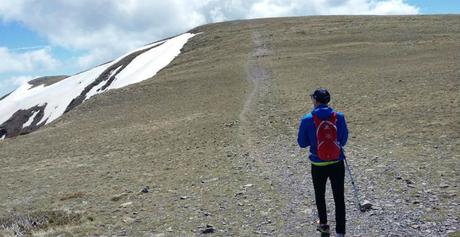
312;104;334;120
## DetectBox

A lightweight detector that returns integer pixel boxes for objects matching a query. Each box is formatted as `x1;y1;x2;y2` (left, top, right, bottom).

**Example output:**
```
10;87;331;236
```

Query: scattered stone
166;227;173;232
446;190;457;197
59;191;86;201
152;234;165;237
180;196;188;200
224;122;235;127
405;179;414;185
111;192;129;201
235;191;245;196
244;184;253;187
360;200;373;211
439;183;449;188
118;229;128;236
141;186;150;193
201;224;215;234
122;216;135;224
301;208;313;215
201;177;219;183
120;201;133;208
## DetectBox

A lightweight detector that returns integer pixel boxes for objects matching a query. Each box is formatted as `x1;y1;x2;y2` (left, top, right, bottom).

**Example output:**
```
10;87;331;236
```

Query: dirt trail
240;28;317;236
239;31;269;125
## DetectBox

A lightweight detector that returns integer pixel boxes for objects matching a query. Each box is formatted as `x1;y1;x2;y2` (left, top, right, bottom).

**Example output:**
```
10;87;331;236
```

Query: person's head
310;88;331;107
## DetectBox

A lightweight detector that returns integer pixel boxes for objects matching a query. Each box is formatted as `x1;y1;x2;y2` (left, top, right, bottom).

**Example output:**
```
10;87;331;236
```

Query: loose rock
141;186;150;193
201;224;216;234
120;201;133;208
111;192;129;201
360;200;373;212
439;183;449;188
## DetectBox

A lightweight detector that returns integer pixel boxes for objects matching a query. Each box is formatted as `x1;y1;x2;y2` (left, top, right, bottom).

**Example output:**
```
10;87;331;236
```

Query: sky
0;0;458;97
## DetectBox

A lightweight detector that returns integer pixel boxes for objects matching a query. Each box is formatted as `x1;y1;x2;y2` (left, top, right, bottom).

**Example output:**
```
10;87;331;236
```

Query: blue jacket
297;104;348;163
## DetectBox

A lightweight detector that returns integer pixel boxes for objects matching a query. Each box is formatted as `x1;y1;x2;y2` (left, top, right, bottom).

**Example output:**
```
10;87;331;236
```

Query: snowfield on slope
0;33;195;139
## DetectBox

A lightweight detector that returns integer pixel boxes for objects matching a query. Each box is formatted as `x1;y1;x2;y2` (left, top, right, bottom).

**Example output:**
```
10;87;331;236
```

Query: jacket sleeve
337;112;348;146
297;116;310;148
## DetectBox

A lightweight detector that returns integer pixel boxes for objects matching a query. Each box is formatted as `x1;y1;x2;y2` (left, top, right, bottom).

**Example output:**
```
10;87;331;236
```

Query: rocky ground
0;16;459;236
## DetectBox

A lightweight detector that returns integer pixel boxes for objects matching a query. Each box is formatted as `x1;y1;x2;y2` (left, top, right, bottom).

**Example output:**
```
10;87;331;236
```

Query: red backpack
313;112;341;161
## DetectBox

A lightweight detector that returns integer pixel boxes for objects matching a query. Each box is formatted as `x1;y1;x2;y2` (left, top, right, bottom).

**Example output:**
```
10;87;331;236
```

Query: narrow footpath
239;27;318;236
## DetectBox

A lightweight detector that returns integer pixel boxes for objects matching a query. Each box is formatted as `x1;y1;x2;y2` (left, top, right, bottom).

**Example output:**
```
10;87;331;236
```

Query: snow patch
85;65;123;99
108;33;195;89
22;110;40;128
0;33;195;130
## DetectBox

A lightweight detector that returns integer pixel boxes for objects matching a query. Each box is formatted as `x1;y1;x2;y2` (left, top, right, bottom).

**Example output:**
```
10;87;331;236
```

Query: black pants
311;160;346;234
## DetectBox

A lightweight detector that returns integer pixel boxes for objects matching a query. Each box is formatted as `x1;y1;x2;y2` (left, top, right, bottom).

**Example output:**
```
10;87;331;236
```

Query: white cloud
249;0;297;18
369;0;419;15
2;75;34;87
0;47;58;73
313;0;419;15
0;0;419;69
0;75;35;96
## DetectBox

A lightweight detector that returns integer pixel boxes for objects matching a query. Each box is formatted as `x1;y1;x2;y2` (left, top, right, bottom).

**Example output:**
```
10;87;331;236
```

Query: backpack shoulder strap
329;112;337;124
312;113;321;128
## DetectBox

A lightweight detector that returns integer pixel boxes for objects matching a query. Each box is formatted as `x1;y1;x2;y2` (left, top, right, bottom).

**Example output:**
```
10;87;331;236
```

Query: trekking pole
344;158;370;212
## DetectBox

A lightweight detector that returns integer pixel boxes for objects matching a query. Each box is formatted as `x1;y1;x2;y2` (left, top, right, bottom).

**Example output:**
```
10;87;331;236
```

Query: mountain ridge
0;33;195;139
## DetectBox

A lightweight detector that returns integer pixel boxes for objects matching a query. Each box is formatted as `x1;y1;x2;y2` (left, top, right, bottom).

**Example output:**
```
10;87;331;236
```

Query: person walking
297;88;349;236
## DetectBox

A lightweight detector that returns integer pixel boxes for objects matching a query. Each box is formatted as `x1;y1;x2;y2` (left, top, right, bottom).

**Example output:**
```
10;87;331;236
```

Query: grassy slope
0;16;459;236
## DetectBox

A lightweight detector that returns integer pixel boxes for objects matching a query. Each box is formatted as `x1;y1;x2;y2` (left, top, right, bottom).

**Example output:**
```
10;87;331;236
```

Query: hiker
297;88;348;236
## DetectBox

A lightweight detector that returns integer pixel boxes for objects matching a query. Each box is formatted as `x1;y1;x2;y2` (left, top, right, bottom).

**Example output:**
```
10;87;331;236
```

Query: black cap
310;88;330;104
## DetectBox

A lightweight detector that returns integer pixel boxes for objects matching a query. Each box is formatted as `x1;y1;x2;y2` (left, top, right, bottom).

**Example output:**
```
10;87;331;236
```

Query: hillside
0;33;195;139
0;15;459;236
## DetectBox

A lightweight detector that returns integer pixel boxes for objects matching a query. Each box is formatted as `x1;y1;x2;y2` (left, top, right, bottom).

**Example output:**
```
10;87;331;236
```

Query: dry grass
59;192;86;201
0;211;80;236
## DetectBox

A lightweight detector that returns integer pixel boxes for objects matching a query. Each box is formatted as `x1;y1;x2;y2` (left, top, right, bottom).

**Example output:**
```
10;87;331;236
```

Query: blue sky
0;21;83;87
405;0;460;14
0;0;458;97
0;21;81;65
